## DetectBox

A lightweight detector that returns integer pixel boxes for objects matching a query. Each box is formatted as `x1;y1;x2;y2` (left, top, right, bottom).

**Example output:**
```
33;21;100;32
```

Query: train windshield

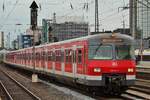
115;45;135;60
88;45;113;60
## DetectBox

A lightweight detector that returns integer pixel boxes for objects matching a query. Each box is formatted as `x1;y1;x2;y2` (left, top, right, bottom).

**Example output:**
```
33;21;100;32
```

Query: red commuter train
4;33;136;94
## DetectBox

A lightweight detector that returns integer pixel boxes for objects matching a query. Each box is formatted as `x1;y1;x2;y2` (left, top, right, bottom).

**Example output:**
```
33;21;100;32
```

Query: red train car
4;33;136;94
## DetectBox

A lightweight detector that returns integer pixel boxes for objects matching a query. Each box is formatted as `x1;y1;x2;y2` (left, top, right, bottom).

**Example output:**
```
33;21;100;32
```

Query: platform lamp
30;1;38;82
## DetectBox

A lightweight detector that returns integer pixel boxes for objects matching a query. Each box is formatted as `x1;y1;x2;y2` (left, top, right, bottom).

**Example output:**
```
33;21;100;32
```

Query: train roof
8;33;134;53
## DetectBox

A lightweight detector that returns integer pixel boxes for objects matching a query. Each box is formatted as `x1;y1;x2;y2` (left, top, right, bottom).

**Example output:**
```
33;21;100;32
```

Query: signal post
30;1;38;82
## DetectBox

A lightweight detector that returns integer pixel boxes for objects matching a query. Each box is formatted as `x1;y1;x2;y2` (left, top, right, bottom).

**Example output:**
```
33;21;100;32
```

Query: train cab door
72;46;77;78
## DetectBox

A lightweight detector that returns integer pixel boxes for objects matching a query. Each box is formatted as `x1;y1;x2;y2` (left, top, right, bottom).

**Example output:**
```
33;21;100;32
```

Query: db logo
112;62;118;67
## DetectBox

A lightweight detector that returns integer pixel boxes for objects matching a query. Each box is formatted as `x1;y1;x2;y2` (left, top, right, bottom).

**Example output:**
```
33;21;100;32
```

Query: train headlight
128;68;134;72
94;68;101;72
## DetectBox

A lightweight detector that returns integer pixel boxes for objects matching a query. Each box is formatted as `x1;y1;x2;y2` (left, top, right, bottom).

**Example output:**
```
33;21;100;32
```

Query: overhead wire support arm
95;0;99;33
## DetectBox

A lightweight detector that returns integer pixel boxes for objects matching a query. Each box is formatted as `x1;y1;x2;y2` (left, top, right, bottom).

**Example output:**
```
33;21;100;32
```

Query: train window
66;50;72;63
65;50;69;63
39;53;41;60
47;51;54;61
68;50;72;63
35;53;38;60
52;52;56;61
61;51;64;62
29;53;30;60
42;51;45;60
72;51;76;63
56;51;58;61
29;53;31;60
78;49;82;63
65;50;68;62
56;50;60;62
88;45;113;60
115;45;135;60
28;53;29;60
48;51;51;61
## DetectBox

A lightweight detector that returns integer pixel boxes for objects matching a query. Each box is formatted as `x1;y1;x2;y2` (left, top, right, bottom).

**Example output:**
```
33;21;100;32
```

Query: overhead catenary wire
0;0;20;30
55;0;94;20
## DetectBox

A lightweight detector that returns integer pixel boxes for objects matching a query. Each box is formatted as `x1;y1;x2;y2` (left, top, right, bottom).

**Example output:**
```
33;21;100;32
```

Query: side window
36;53;38;60
68;50;72;63
39;52;41;60
52;51;56;61
48;51;54;61
65;50;69;63
28;53;30;60
78;49;82;63
56;51;59;62
28;53;29;60
48;51;51;61
27;53;30;60
65;49;72;63
61;51;64;62
42;51;45;60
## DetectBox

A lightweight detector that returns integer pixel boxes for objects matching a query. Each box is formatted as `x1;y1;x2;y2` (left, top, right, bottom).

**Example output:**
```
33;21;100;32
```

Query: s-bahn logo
112;62;118;67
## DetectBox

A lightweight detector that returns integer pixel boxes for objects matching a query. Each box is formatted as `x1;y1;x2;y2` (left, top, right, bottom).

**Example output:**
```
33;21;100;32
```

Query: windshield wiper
94;43;103;55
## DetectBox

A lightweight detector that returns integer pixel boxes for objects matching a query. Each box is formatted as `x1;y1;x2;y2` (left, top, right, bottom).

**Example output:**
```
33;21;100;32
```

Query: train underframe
102;74;128;95
77;74;134;95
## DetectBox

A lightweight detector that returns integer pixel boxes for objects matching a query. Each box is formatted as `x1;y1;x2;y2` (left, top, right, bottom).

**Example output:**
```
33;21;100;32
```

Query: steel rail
0;81;13;100
1;70;41;100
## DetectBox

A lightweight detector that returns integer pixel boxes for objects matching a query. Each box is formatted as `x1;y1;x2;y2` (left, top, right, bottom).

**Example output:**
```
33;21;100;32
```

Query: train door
76;46;85;78
36;48;40;69
21;52;23;65
25;51;26;66
39;48;42;68
41;47;45;70
72;46;77;78
29;50;32;67
44;47;48;71
61;48;65;75
47;49;53;72
26;51;28;66
52;49;55;74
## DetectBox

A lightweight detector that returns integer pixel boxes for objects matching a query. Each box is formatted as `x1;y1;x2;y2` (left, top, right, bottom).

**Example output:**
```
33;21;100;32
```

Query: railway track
0;68;41;100
121;79;150;100
0;81;13;100
2;64;150;100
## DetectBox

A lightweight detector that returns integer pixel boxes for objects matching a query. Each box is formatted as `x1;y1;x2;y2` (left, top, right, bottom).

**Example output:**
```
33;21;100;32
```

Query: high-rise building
130;0;150;48
130;0;150;39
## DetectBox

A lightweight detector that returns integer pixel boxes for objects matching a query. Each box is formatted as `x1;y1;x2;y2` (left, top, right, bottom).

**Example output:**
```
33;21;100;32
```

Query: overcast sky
0;0;129;40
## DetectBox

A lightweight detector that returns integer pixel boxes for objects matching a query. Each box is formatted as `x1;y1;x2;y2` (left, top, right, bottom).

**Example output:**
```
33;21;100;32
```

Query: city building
42;19;52;43
130;0;150;39
0;32;4;49
42;15;89;43
12;39;19;50
18;34;33;49
130;0;150;48
49;22;89;42
26;26;42;45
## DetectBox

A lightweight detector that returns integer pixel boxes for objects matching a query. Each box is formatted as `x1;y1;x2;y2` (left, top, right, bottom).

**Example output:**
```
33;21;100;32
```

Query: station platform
137;61;150;68
136;61;150;73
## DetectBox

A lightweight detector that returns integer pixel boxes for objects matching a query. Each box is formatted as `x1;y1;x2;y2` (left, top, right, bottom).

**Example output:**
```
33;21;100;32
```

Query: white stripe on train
4;61;136;81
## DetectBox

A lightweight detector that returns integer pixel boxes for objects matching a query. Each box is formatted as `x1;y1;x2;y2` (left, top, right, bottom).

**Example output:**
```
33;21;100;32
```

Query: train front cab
83;34;136;94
